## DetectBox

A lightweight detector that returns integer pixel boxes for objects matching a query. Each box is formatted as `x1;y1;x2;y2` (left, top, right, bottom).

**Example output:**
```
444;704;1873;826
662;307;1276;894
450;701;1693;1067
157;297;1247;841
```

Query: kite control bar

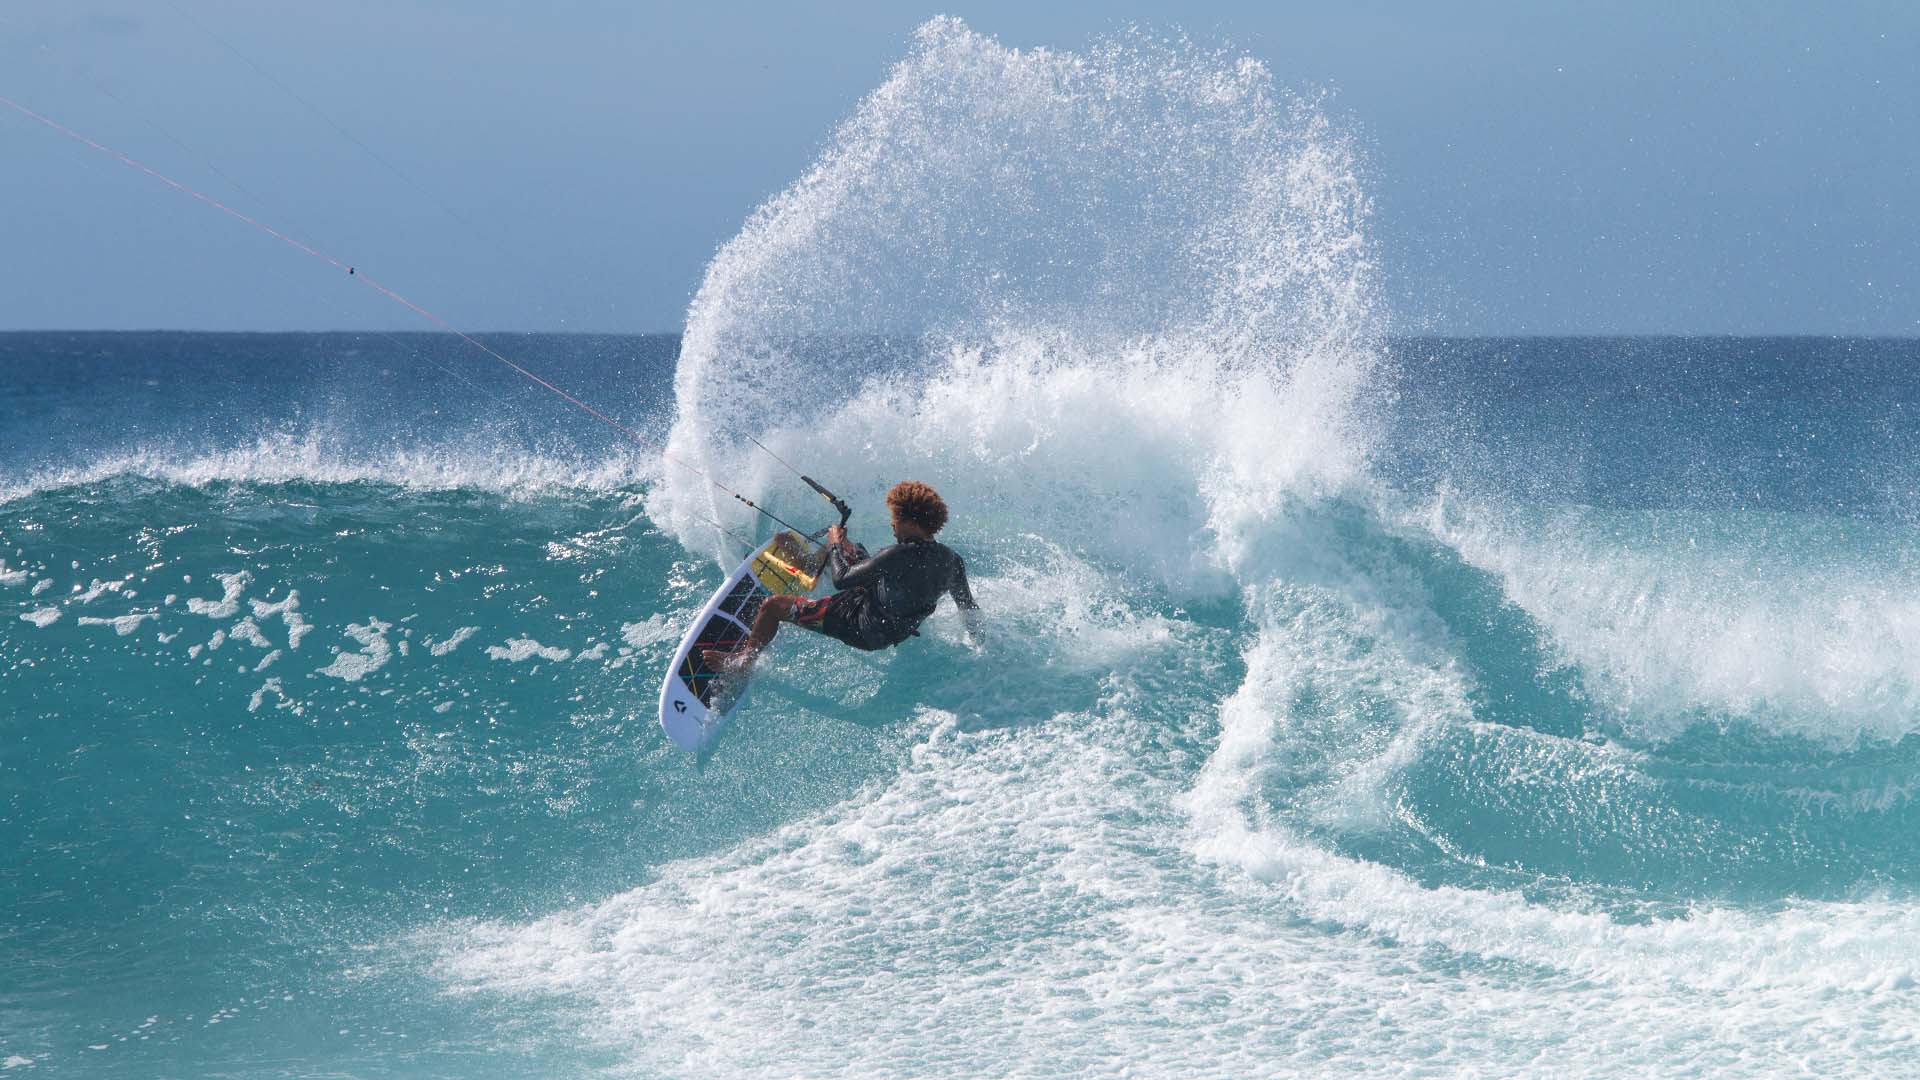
738;436;849;540
801;475;852;531
796;477;853;577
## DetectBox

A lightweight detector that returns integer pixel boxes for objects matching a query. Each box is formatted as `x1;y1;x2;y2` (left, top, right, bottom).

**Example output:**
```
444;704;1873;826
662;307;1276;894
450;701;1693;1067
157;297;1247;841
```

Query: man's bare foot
700;646;756;676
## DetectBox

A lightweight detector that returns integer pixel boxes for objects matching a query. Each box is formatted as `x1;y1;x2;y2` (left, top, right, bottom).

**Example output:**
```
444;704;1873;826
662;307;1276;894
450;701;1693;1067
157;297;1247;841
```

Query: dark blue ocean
6;21;1920;1079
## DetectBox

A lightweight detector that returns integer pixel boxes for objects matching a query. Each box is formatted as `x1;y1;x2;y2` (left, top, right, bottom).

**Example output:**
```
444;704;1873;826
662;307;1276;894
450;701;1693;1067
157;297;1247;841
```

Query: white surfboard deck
658;531;820;752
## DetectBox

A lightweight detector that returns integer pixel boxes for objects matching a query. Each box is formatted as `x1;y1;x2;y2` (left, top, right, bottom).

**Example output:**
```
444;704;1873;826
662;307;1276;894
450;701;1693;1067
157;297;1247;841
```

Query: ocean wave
1418;494;1920;743
0;431;659;504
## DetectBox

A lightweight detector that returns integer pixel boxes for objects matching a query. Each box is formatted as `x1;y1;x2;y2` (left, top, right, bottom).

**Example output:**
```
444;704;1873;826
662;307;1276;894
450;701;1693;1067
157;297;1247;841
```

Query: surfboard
658;530;821;752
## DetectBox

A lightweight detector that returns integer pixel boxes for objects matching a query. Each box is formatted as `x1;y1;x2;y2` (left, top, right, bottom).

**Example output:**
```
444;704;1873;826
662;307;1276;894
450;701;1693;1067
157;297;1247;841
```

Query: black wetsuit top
816;536;977;651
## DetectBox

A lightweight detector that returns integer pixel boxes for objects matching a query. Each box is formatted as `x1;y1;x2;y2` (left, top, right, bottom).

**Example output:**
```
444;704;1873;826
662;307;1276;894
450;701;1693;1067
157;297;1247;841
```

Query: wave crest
659;17;1379;554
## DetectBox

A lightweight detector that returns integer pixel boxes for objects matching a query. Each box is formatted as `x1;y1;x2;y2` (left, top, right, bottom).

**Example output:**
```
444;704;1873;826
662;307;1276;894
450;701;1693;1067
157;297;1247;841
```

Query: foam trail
432;703;1920;1077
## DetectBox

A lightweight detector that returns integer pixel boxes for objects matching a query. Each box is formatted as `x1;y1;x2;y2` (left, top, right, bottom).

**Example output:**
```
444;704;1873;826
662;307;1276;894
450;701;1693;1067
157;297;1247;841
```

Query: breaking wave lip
656;16;1379;555
0;433;661;505
1408;493;1920;745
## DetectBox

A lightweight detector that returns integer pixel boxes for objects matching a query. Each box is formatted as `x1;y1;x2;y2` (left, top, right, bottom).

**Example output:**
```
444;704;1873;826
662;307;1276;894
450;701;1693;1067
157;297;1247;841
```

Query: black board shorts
789;589;897;652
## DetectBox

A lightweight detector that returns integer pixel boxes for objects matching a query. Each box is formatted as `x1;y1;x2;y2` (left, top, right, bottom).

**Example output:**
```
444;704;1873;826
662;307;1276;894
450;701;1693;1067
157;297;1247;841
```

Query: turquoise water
8;19;1920;1078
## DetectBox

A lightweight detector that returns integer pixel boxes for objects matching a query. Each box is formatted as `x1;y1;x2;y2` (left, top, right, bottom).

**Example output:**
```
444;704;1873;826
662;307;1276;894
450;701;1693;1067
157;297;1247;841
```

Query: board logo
673;700;687;713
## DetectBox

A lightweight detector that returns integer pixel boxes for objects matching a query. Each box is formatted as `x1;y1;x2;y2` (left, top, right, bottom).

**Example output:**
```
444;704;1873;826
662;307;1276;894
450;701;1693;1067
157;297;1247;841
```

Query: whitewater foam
0;432;657;507
427;626;480;657
186;571;250;620
1187;580;1920;998
231;618;272;649
485;638;571;664
658;18;1376;560
430;688;1920;1078
75;612;156;637
19;606;61;628
316;618;394;682
72;578;128;604
1420;496;1920;743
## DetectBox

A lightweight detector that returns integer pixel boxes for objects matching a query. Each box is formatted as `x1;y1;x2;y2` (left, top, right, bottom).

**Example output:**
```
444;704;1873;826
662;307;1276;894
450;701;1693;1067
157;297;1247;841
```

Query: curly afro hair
886;480;949;535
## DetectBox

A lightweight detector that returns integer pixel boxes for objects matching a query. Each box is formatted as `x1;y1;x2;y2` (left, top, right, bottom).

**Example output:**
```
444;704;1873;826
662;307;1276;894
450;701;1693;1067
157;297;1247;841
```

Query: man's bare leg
701;595;797;674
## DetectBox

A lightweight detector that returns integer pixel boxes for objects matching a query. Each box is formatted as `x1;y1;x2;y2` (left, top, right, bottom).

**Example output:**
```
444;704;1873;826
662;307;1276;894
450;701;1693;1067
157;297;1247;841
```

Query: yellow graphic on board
751;531;820;596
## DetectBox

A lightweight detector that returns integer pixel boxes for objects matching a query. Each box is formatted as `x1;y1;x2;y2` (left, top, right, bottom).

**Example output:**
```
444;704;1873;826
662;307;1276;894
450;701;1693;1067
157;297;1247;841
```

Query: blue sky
2;1;1914;333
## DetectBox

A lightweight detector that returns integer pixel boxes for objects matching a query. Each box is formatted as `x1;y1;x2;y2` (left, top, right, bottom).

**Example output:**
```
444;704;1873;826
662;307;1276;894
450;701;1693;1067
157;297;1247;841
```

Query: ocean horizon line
1;328;1915;342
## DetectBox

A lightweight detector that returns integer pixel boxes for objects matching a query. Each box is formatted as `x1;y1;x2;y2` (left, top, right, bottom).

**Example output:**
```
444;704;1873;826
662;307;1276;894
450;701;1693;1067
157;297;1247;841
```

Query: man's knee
762;595;799;620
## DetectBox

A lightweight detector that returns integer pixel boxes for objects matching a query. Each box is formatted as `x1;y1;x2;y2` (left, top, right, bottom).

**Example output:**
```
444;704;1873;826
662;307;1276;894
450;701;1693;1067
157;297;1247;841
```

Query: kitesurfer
702;480;980;674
